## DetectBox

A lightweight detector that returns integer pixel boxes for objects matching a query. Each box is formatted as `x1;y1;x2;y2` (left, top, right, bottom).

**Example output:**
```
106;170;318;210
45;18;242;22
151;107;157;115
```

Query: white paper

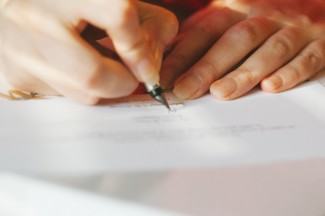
0;173;184;216
1;80;325;174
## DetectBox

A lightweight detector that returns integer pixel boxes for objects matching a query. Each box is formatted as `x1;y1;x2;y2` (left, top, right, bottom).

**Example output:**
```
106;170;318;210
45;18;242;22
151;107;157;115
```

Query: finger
138;2;178;46
1;57;59;96
261;39;325;92
70;0;158;84
97;2;179;85
97;2;179;61
161;7;244;89
137;2;179;71
210;26;310;100
2;28;97;104
4;45;101;104
7;47;136;104
0;18;59;95
1;0;139;102
41;77;100;105
4;19;138;100
173;17;279;100
2;64;99;104
20;48;138;99
41;30;141;98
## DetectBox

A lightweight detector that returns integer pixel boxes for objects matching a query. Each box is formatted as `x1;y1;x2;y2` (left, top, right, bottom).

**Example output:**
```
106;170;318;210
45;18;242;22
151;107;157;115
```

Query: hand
0;0;178;104
161;0;325;100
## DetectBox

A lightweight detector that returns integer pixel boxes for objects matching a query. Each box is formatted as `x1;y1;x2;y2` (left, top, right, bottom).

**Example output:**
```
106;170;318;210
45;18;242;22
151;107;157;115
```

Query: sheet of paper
1;79;325;174
0;173;184;216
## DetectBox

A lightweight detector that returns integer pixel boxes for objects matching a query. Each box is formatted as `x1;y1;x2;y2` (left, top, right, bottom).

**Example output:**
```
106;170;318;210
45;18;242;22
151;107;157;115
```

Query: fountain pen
145;83;170;110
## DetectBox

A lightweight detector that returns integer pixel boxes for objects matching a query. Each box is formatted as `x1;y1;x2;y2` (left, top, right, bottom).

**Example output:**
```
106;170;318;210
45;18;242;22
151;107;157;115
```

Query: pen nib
146;84;171;110
154;94;171;111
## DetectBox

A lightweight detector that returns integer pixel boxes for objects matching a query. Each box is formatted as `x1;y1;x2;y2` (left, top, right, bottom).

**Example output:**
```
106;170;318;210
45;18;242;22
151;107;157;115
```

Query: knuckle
78;63;103;90
231;21;259;42
237;68;256;86
302;51;321;70
188;59;219;91
196;59;220;80
268;27;302;58
285;65;301;82
269;35;292;58
303;40;325;70
120;37;145;56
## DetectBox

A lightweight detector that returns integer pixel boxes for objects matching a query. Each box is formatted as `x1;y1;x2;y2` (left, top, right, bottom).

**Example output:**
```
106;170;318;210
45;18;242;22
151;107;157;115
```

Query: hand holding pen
0;0;177;106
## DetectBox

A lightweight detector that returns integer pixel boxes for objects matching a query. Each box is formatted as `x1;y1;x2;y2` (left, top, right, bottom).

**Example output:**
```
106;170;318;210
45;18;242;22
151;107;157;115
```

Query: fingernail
263;75;282;91
211;78;237;99
136;58;159;85
174;74;201;100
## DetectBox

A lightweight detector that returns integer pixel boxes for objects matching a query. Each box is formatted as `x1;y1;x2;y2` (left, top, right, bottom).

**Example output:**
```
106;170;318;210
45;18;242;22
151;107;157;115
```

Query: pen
145;83;170;110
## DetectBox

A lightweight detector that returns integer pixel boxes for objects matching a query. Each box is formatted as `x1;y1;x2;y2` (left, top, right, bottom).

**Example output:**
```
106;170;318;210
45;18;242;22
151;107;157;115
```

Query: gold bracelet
0;89;43;100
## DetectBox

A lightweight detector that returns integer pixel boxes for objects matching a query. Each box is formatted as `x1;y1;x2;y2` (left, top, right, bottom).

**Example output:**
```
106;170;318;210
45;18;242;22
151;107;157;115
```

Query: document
0;78;325;174
0;173;184;216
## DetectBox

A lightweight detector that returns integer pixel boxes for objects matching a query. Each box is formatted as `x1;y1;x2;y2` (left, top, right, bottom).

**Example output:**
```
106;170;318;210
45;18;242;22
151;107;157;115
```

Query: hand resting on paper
161;0;325;100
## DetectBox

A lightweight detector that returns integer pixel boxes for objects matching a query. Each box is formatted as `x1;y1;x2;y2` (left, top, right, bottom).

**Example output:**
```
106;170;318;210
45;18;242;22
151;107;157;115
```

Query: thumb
137;2;179;80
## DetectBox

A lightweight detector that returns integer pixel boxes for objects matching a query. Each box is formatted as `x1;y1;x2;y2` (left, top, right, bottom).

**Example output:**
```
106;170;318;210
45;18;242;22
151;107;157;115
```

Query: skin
0;0;178;104
160;0;325;101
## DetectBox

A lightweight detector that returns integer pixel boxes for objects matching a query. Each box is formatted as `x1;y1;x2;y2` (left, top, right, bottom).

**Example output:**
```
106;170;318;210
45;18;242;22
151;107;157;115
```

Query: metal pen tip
155;94;171;111
145;83;171;110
